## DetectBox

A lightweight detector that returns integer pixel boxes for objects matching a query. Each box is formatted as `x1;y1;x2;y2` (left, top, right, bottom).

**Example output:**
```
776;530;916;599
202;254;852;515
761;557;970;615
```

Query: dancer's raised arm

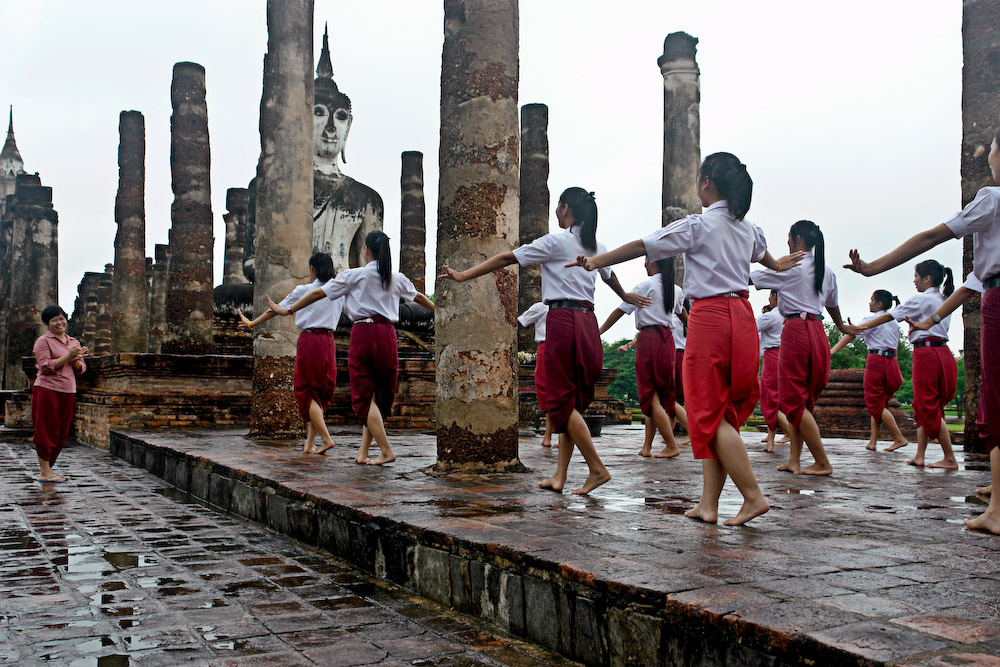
845;225;955;276
438;251;517;283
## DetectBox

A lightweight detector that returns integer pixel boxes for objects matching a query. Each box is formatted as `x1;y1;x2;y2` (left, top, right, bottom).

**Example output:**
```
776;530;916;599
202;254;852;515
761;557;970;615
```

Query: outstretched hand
565;254;598;271
775;250;807;271
622;292;653;308
237;308;252;329
844;249;874;276
266;294;290;316
617;343;631;352
840;319;863;336
437;265;465;282
904;315;935;331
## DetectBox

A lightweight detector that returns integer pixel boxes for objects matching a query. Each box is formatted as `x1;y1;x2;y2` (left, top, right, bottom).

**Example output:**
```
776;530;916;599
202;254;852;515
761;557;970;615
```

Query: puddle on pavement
122;634;161;651
274;576;316;588
137;576;184;589
425;498;525;518
220;580;279;595
238;556;284;566
777;489;816;495
309;595;374;610
197;599;228;609
103;552;157;569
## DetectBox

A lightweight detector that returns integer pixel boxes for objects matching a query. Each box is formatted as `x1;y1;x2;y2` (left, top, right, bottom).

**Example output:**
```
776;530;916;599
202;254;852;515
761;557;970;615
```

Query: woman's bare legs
540;432;572;492
540;414;553;448
651;394;680;458
309;400;335;455
37;456;65;482
927;418;959;469
685;420;769;525
910;426;928;467
797;410;833;475
866;416;881;451
881;409;909;451
965;448;1000;534
303;421;316;454
540;410;610;494
640;417;655;457
363;399;395;465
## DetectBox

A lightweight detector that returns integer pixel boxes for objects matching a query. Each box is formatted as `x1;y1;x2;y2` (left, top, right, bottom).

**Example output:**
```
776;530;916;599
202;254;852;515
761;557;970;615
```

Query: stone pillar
148;244;169;353
162;62;216;355
77;272;102;351
399;151;426;293
110;110;149;353
961;0;1000;451
658;32;701;286
435;0;521;470
518;103;549;354
5;174;58;390
0;200;13;383
223;187;250;285
250;0;314;438
95;265;114;356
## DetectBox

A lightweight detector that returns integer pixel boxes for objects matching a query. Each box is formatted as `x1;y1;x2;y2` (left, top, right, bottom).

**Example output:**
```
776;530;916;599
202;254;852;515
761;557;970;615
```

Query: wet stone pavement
0;439;575;666
105;425;1000;666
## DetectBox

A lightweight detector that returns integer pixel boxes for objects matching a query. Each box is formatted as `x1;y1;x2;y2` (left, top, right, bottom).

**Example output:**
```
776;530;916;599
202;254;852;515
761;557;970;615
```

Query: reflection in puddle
778;489;816;495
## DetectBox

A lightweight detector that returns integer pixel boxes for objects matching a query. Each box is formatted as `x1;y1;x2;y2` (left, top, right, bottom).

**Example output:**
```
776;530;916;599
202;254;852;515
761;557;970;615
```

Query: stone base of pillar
249;356;300;440
431;428;526;474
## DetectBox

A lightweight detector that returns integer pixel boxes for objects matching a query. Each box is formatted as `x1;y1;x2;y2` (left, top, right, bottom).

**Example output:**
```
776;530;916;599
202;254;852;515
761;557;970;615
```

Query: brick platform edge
111;430;895;667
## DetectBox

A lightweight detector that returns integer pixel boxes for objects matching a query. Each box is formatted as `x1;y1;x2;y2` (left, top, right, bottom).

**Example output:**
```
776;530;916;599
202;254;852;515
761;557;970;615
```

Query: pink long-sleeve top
33;331;86;393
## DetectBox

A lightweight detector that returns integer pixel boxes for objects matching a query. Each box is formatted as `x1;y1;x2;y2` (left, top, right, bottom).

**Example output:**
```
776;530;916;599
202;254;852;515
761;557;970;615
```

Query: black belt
546;299;593;311
764;346;780;351
640;324;669;331
913;339;947;348
692;290;748;301
985;275;1000;291
785;312;823;321
353;315;391;324
303;328;334;334
868;349;896;357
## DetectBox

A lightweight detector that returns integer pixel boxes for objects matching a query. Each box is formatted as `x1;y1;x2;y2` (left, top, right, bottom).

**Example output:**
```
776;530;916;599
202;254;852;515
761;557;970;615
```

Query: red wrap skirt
674;348;685;405
32;386;75;465
911;343;957;439
980;288;1000;452
863;353;903;419
759;348;781;431
778;318;830;430
293;330;337;422
534;341;549;413
635;325;676;418
348;320;398;423
543;306;603;434
682;295;759;459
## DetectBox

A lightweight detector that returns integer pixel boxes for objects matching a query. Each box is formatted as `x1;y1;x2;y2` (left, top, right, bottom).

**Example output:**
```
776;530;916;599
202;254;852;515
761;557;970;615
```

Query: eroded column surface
0;201;13;383
658;32;701;286
435;0;521;470
76;272;102;352
223;187;249;285
517;103;548;354
961;0;1000;451
5;175;57;390
162;62;216;355
399;151;426;293
250;0;314;438
94;265;114;356
111;111;149;353
147;244;168;353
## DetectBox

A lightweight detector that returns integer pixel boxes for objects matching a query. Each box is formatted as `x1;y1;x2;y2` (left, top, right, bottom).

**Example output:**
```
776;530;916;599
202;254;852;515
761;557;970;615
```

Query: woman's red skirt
778;318;830;430
911;344;957;439
682;296;759;459
543;307;603;434
635;325;675;418
980;288;1000;452
32;386;75;465
759;347;780;430
863;353;903;419
348;321;398;422
534;341;549;413
674;348;685;405
293;330;337;422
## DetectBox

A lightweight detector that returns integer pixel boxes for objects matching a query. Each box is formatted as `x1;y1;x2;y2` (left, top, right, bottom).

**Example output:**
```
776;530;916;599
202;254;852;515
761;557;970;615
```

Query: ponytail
656;258;675;312
698;152;753;220
872;289;900;311
365;231;392;289
559;187;598;251
914;259;954;297
789;220;825;294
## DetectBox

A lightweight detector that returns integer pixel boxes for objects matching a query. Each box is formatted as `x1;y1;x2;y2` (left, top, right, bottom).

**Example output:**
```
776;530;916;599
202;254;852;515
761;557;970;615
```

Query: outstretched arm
567;239;647;271
843;311;892;335
238;307;277;330
826;305;850;335
844;224;955;276
268;287;326;316
438;251;517;283
830;332;856;355
414;293;435;312
602;271;652;308
906;286;977;331
599;308;627;335
758;249;807;272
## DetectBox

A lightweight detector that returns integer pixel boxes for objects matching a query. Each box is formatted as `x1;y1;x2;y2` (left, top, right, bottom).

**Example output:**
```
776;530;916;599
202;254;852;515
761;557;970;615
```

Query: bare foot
652;445;680;458
314;442;335;455
303;443;315;454
677;438;690;447
355;455;368;465
759;436;769;443
927;458;959;470
684;504;718;524
885;440;909;452
975;485;992;496
38;475;67;483
763;444;775;453
777;462;800;473
539;476;565;492
572;470;611;495
723;498;770;526
367;453;395;466
541;440;552;448
797;463;833;476
638;446;652;457
907;457;925;467
964;509;1000;535
865;443;877;451
777;436;791;444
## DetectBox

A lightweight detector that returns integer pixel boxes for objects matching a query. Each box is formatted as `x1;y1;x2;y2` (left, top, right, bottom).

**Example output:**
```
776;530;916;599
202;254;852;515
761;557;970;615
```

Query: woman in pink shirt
32;305;87;483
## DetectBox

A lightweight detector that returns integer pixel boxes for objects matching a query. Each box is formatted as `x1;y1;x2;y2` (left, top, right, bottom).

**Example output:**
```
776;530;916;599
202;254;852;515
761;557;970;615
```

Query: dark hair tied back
914;259;955;297
309;251;335;283
699;152;753;220
366;231;393;289
872;289;900;311
789;220;825;294
656;258;675;312
559;187;598;252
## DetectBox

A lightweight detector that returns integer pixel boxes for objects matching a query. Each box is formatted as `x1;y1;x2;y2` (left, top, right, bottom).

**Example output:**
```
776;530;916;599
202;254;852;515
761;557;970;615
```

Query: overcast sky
0;1;968;349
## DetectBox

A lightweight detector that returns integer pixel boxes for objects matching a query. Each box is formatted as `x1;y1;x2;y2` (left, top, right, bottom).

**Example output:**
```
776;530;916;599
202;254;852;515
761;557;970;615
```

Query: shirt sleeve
596;242;613;281
890;295;922;322
518;302;545;327
618;280;651;314
33;336;54;374
512;234;556;267
321;273;353;301
823;269;839;309
944;187;1000;238
395;273;418;302
673;285;685;316
643;217;692;263
751;224;767;263
963;274;985;294
279;284;307;309
749;267;786;291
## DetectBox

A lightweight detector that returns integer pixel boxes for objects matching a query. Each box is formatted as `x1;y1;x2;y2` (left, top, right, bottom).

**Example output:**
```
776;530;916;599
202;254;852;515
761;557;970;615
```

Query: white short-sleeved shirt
517;302;548;343
513;226;613;304
320;261;418;322
666;285;686;349
943;187;1000;281
856;311;900;352
281;279;344;330
642;200;767;299
750;254;839;317
891;287;951;342
756;309;784;352
964;274;985;294
618;278;682;329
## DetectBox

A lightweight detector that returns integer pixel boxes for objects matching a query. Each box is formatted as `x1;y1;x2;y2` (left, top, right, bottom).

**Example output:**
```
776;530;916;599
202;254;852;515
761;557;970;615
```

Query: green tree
602;338;638;405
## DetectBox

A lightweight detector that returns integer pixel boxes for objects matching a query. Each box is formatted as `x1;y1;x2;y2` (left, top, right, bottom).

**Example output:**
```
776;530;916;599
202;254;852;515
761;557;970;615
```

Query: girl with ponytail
574;152;802;526
271;231;435;466
439;187;649;495
598;259;688;459
831;289;908;452
846;259;958;469
751;220;849;477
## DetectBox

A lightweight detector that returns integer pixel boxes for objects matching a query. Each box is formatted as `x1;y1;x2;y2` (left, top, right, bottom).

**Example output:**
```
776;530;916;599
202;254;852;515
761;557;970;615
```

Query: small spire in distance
316;22;333;79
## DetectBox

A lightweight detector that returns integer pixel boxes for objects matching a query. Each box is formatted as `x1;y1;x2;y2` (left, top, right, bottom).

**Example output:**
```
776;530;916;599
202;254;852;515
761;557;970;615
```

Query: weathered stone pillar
77;272;102;351
0;201;13;383
250;0;314;438
95;265;114;356
518;103;548;354
961;0;1000;451
110;111;149;353
5;174;57;390
223;187;250;285
162;62;216;355
435;0;521;470
148;244;168;353
399;151;426;293
658;32;701;286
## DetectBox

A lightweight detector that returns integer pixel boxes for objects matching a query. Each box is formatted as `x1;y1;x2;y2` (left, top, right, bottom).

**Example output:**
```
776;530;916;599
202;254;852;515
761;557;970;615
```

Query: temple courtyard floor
3;425;998;666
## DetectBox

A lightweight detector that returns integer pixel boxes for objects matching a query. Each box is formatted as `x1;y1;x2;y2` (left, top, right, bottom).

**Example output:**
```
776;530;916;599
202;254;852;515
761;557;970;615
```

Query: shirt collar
705;200;728;212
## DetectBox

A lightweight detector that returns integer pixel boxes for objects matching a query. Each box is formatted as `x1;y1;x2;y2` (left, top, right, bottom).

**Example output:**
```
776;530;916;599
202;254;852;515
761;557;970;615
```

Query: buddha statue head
314;24;352;176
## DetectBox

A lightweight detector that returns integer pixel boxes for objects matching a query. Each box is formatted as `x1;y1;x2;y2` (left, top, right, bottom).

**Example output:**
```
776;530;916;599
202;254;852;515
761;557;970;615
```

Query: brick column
518;103;548;354
399;151;426;293
147;244;169;354
223;187;250;285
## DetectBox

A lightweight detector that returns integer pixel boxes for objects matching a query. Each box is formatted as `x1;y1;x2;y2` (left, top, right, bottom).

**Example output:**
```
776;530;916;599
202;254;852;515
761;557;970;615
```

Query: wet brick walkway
0;439;574;666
